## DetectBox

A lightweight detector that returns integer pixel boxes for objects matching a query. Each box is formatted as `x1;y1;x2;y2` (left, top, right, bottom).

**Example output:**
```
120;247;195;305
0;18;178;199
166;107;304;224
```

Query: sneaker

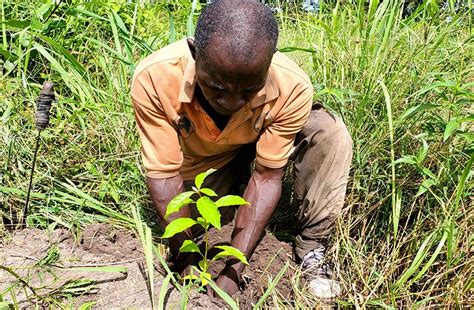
301;245;341;300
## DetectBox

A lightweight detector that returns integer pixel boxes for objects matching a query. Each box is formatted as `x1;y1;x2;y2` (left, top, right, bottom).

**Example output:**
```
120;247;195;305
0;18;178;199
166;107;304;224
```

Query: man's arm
146;175;191;257
214;163;284;295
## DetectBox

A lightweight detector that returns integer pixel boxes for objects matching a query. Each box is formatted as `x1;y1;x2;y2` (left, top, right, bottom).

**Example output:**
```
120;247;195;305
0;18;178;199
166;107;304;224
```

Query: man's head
187;0;278;115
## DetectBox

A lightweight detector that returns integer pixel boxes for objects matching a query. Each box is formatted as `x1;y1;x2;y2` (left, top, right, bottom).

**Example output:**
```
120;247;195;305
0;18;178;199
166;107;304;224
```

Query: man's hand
146;175;192;258
208;264;240;297
213;163;284;296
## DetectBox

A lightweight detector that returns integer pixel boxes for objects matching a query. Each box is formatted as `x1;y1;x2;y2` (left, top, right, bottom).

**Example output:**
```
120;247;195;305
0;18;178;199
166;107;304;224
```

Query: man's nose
217;93;246;111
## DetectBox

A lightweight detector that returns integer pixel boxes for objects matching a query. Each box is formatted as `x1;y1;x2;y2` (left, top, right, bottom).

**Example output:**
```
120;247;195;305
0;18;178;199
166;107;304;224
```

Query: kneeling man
131;0;352;299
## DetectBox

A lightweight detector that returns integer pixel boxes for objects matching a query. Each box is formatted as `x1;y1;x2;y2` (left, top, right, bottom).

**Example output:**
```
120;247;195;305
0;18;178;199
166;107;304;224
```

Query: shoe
301;245;341;300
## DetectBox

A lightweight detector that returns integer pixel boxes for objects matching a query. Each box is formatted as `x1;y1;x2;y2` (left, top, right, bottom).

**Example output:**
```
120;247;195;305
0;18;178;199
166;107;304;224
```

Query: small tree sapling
162;169;249;286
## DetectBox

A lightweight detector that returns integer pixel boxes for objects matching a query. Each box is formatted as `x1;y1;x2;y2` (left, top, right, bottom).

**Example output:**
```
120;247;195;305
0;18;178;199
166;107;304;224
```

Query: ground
0;223;298;309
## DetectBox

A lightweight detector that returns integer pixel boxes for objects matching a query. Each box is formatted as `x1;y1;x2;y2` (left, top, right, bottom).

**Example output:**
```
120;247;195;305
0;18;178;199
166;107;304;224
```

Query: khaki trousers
184;104;353;260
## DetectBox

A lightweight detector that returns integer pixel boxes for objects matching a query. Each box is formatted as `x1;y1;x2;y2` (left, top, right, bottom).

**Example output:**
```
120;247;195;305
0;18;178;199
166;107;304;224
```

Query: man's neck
195;86;230;131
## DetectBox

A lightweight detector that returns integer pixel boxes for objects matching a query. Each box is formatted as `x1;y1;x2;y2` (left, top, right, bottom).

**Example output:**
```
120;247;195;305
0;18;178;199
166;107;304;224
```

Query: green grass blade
394;230;436;289
379;79;399;239
158;273;172;310
179;283;190;310
1;0;7;49
206;278;239;310
410;230;448;283
145;226;156;309
451;153;473;212
168;8;176;43
187;0;198;37
253;262;289;309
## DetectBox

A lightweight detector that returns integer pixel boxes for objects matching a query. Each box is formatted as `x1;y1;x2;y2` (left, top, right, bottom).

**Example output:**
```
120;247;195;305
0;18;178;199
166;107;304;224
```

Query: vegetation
1;0;472;308
162;168;249;287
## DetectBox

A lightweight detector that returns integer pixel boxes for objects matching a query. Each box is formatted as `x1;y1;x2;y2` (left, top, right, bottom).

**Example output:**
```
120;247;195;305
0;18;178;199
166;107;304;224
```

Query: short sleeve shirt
131;39;313;180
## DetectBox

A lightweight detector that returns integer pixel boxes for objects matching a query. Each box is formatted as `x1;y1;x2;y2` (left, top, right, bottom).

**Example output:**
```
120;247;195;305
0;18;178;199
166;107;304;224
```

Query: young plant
161;168;249;286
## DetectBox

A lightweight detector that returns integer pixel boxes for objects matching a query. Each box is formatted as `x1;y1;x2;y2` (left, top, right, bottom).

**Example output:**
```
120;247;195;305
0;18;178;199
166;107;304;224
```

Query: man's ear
187;38;196;60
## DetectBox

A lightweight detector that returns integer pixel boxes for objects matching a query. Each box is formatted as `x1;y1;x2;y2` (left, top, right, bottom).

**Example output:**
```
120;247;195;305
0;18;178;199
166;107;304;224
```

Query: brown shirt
131;39;313;180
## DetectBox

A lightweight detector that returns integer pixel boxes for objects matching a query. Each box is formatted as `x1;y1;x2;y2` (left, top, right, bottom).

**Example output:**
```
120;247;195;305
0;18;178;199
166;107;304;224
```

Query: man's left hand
208;265;241;297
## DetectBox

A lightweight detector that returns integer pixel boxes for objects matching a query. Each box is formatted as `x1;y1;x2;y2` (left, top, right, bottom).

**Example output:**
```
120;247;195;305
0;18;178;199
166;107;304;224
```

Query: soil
205;224;295;309
0;223;296;309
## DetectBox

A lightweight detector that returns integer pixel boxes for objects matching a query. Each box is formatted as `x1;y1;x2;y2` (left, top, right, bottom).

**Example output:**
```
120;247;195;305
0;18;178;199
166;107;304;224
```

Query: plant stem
203;223;209;274
1;0;7;49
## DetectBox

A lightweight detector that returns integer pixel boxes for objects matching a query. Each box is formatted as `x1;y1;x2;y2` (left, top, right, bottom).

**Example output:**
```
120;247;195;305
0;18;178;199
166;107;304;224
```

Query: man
131;0;352;299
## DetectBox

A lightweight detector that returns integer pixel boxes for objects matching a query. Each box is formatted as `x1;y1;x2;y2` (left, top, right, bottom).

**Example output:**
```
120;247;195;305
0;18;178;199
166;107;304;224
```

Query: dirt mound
79;223;140;259
0;223;296;309
205;224;295;308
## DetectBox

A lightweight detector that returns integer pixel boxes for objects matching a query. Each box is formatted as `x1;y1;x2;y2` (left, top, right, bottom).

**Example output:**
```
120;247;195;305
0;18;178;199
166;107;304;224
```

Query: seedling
162;169;249;287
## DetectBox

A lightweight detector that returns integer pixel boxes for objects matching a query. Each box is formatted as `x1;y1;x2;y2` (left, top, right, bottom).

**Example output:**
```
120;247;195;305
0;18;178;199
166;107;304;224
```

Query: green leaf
162;218;197;238
417;80;456;96
183;274;199;281
411;230;447;283
443;120;459;142
393;155;417;166
0;48;17;61
36;0;54;20
215;195;249;208
398;104;439;121
415;178;438;197
200;188;218;197
416;139;429;163
165;191;194;219
1;20;30;30
212;245;248;265
196;196;221;229
458;115;474;123
420;167;439;182
180;240;201;254
78;301;96;310
31;17;45;31
200;272;212;286
195;216;209;230
194;168;216;190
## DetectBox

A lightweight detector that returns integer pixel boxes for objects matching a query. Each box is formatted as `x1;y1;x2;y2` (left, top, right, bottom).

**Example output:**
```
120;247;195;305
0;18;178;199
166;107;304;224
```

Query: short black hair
194;0;279;60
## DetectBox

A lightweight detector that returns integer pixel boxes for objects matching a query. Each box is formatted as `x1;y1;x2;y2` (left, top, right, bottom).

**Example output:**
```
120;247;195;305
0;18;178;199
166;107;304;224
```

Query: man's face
189;39;273;115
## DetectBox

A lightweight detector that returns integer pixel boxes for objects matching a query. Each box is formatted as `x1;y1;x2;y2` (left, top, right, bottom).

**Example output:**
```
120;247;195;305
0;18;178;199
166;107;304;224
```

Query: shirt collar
178;55;279;108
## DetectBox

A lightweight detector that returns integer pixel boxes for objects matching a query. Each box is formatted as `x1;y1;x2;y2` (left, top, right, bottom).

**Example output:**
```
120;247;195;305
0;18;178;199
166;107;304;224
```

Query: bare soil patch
0;223;296;309
206;224;296;308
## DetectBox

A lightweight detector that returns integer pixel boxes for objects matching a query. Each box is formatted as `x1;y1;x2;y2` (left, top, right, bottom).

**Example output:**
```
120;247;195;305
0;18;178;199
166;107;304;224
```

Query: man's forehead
197;63;270;93
198;53;272;84
199;37;273;68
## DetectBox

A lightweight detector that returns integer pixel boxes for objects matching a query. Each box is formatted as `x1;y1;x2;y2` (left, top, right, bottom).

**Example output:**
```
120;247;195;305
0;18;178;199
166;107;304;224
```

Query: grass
1;0;473;308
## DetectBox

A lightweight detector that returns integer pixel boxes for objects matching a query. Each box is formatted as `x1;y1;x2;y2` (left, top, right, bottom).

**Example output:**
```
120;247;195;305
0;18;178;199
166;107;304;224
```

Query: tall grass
1;0;472;308
276;1;472;307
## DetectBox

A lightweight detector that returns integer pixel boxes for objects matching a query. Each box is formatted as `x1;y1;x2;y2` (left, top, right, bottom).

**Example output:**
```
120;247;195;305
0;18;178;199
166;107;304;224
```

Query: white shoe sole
308;277;341;300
